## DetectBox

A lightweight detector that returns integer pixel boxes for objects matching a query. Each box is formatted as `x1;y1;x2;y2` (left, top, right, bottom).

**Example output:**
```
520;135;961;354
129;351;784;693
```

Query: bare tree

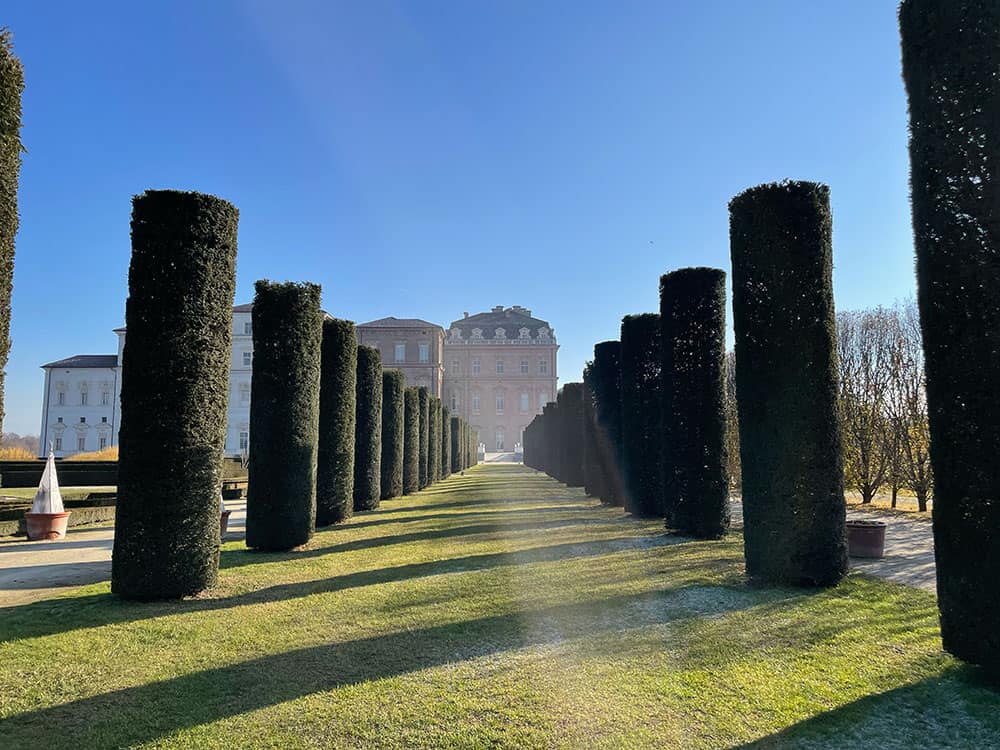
837;308;896;503
888;299;933;511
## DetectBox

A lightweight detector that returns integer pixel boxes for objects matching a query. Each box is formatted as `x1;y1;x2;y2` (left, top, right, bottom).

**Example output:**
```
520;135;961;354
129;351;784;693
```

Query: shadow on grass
730;666;1000;748
0;584;791;748
0;534;694;644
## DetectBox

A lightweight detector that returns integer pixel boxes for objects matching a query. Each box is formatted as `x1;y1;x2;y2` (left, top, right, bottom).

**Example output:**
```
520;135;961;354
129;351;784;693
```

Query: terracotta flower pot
220;510;232;539
847;519;887;558
25;511;71;541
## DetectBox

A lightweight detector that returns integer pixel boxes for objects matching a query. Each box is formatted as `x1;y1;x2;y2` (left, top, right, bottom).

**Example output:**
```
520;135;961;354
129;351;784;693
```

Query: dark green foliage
441;405;452;479
0;31;21;433
620;314;663;517
403;387;420;494
729;181;846;586
315;318;356;526
450;415;461;473
558;384;586;487
582;366;603;498
417;387;430;488
353;345;382;511
591;341;625;506
427;397;442;485
112;190;238;599
245;281;323;552
901;0;1000;671
543;402;561;481
660;268;730;538
380;370;405;500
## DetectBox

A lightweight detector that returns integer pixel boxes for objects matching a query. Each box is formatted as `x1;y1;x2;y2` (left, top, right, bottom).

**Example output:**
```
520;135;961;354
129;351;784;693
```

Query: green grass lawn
0;464;996;748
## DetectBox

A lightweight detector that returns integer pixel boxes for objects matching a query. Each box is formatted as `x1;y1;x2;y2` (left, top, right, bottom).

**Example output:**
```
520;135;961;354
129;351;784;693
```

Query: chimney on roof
492;305;504;313
511;305;531;316
463;312;469;318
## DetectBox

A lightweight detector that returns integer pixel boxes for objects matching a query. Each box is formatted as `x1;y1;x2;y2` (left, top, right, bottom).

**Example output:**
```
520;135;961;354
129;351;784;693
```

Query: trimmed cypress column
441;405;452;479
591;341;625;506
353;345;382;511
901;0;1000;672
559;383;586;487
112;190;238;599
403;386;420;494
0;31;22;432
582;366;603;498
620;314;663;517
380;369;405;500
417;386;430;488
246;281;323;552
450;415;462;473
660;267;730;538
428;397;442;485
729;181;846;586
316;318;356;526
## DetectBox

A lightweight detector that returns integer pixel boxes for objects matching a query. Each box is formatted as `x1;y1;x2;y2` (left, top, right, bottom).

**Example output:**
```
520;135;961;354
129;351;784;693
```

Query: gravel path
730;500;936;592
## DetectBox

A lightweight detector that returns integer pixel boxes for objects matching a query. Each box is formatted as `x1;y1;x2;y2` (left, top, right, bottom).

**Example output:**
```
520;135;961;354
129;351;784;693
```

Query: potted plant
846;518;887;558
24;450;71;540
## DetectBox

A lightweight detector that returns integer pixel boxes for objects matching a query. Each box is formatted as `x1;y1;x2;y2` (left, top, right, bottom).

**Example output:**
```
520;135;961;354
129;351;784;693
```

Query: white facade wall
39;308;255;458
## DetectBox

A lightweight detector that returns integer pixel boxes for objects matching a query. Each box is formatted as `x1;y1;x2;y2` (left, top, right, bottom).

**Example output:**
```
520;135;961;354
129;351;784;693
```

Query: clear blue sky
4;1;913;436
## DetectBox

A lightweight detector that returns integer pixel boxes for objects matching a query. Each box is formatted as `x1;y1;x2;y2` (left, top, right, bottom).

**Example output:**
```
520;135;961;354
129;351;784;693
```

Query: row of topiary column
110;190;477;600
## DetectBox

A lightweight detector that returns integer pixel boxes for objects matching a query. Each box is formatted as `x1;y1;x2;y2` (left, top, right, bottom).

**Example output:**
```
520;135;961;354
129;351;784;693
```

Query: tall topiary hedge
417;387;430;488
0;30;22;434
428;397;442;485
450;415;462;473
901;0;1000;672
353;345;382;511
403;386;420;494
380;369;405;500
660;267;730;538
543;402;561;481
441;405;452;480
729;181;846;586
582;365;604;499
591;341;624;506
559;383;586;487
620;314;663;517
316;318;356;526
112;190;238;599
245;281;323;552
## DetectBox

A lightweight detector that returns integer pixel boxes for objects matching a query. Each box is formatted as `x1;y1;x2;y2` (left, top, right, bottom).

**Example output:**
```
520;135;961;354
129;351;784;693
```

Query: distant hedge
620;314;663;517
428;397;442;486
729;181;846;586
450;415;462;473
112;190;238;600
591;341;624;506
353;345;382;511
316;318;356;526
380;369;405;500
543;402;560;481
660;267;730;538
417;387;430;488
441;405;452;480
403;387;420;494
246;281;323;552
0;30;22;433
901;0;1000;671
559;383;586;487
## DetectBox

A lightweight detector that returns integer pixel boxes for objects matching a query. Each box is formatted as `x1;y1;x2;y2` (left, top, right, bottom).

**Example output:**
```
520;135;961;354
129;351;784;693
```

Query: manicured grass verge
0;466;996;748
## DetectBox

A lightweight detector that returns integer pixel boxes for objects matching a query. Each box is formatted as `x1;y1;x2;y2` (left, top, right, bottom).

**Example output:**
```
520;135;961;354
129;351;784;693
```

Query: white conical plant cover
31;451;65;514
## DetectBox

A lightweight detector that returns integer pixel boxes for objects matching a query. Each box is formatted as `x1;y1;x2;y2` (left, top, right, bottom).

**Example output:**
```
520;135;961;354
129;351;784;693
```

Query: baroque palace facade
40;304;557;457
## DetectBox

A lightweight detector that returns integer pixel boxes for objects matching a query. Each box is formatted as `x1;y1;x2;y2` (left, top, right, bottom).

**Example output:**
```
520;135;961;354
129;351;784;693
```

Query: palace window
57;417;63;423
496;359;504;375
496;392;505;415
419;343;429;363
239;431;249;452
99;437;107;450
495;426;505;451
101;391;110;406
77;436;86;451
520;392;529;412
80;417;86;423
243;351;253;367
394;343;406;362
57;391;65;405
80;391;88;406
520;359;529;374
450;392;459;411
240;383;251;405
54;437;62;451
451;359;460;374
472;392;481;414
101;416;108;423
244;321;252;336
539;358;548;374
472;358;481;375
